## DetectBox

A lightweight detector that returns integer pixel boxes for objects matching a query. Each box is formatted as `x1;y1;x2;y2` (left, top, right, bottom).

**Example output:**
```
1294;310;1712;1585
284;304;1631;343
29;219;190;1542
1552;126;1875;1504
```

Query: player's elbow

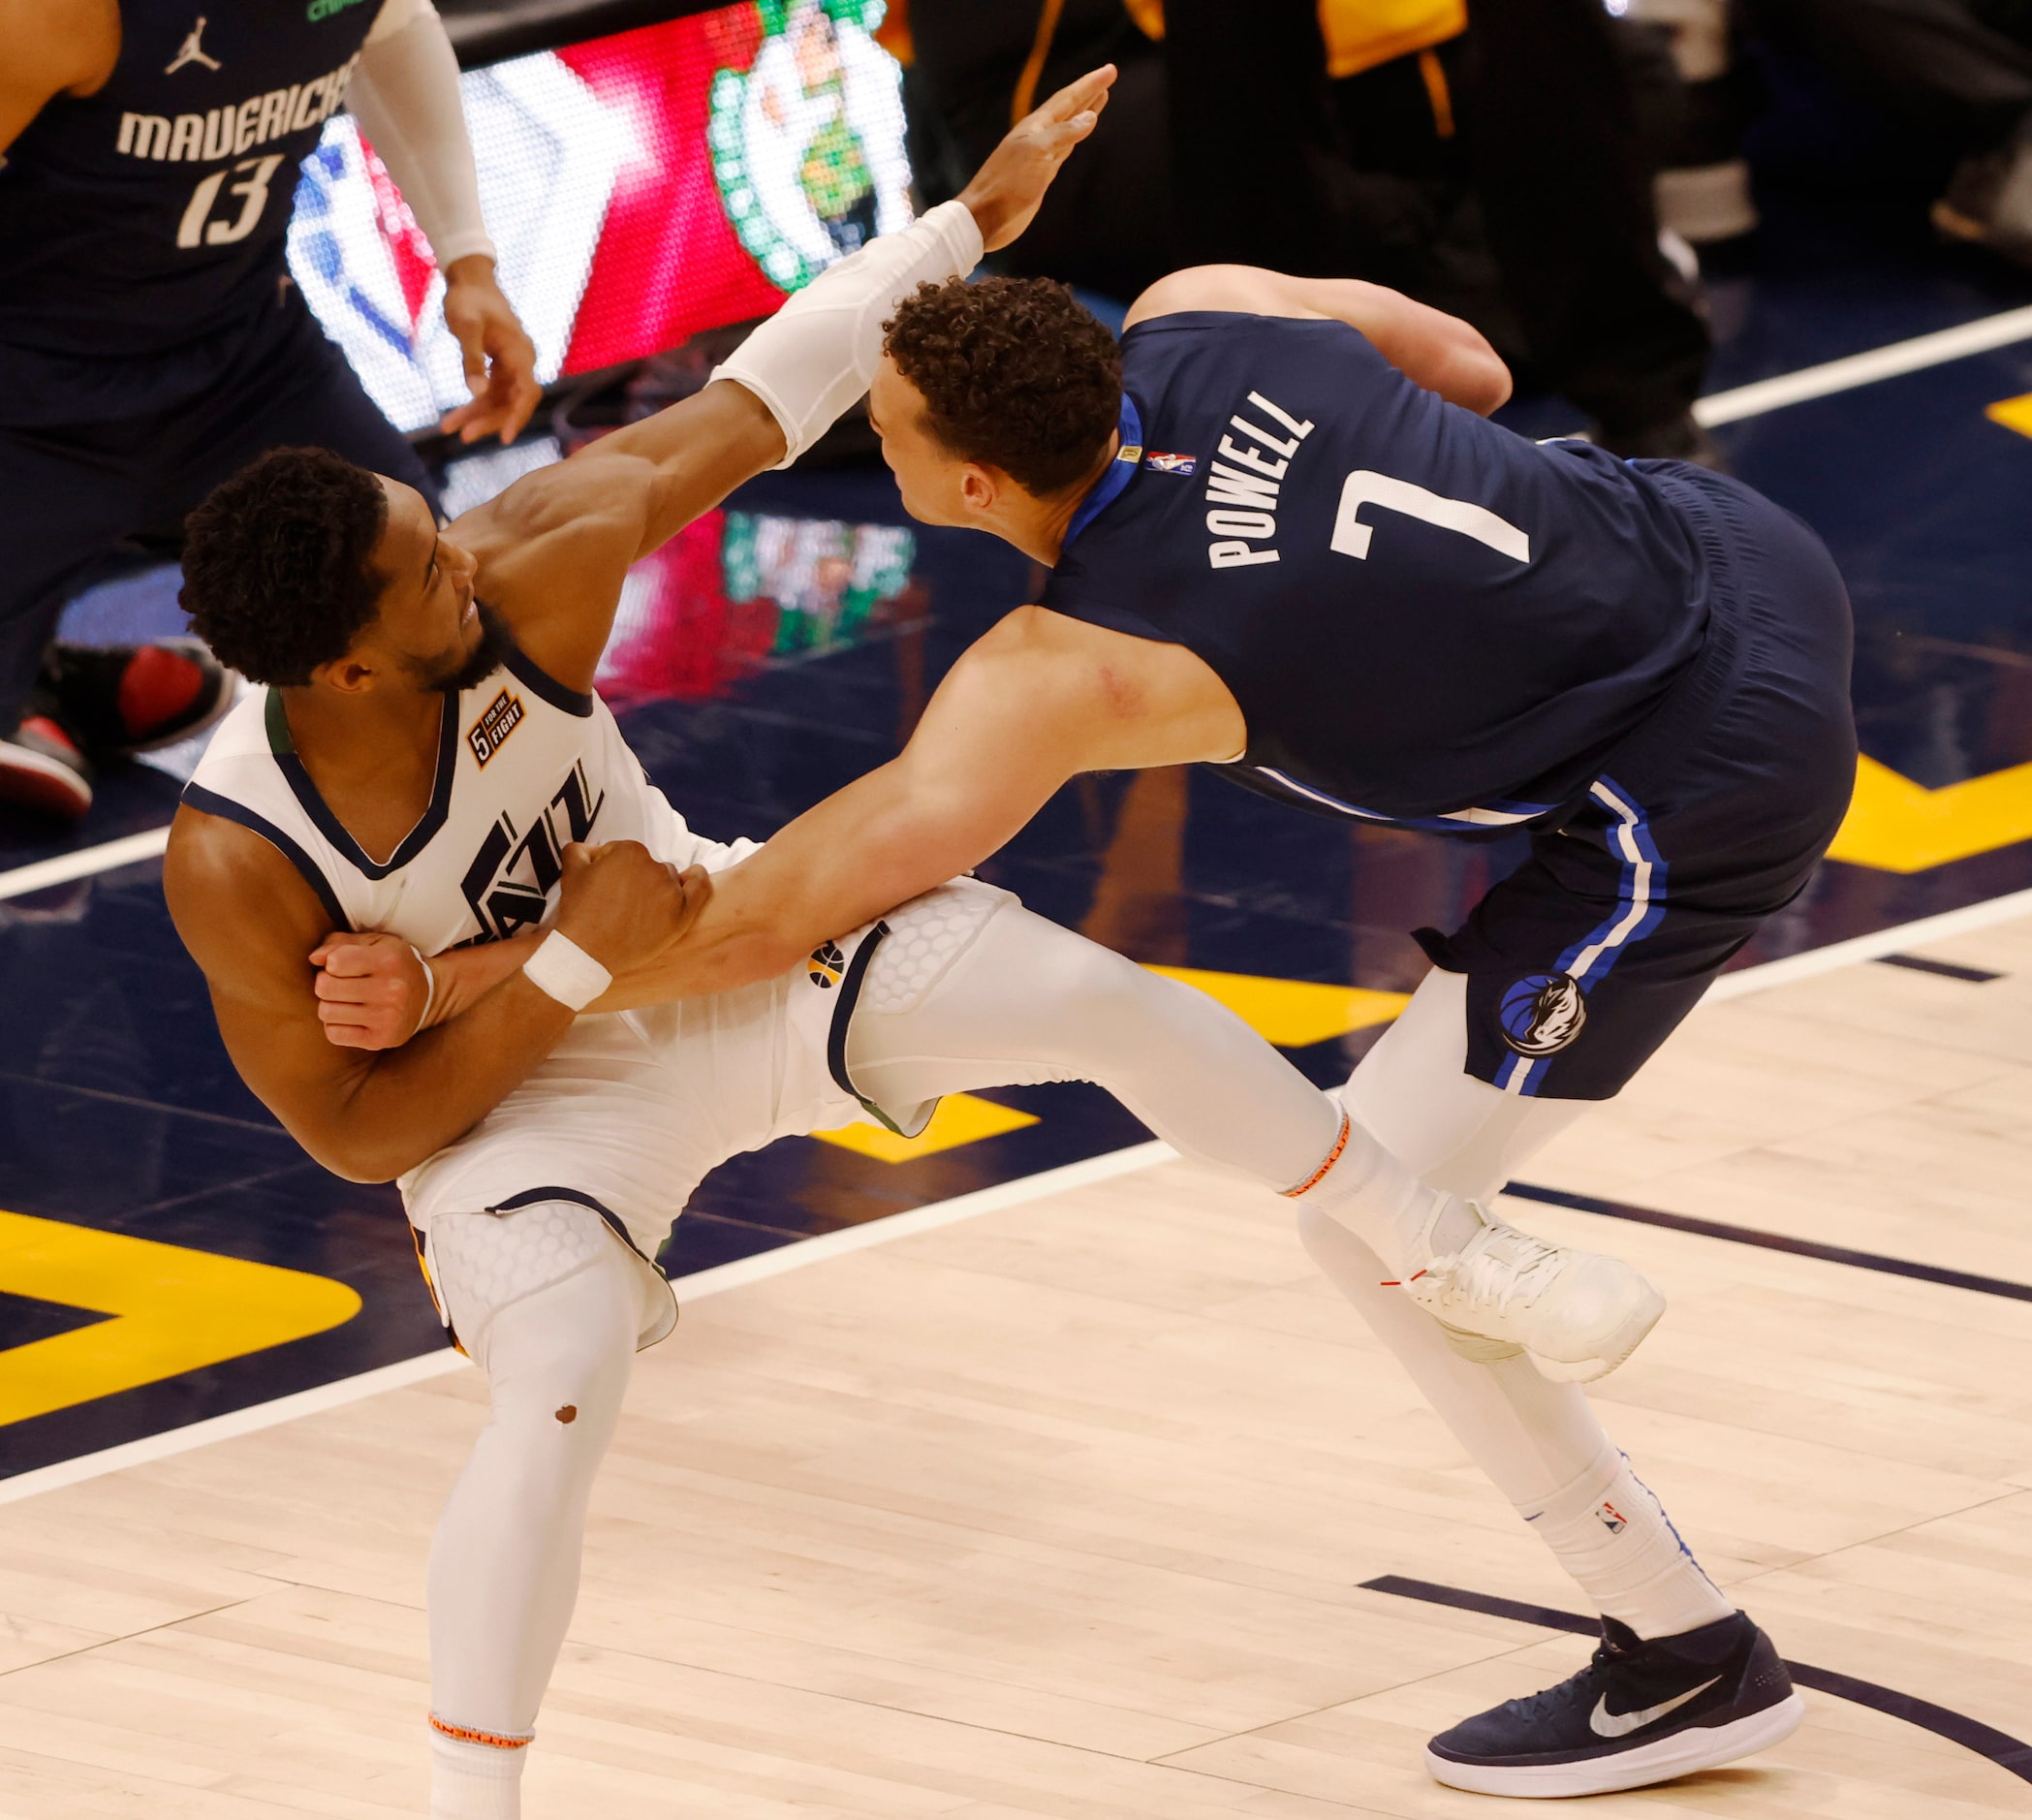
1454;349;1514;417
310;1136;412;1185
296;1114;427;1186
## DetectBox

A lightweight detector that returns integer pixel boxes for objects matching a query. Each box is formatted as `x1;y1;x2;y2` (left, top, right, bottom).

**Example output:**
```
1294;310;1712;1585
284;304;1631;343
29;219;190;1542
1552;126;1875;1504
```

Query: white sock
1522;1447;1735;1640
1299;1206;1735;1644
430;1727;525;1819
1295;1114;1481;1277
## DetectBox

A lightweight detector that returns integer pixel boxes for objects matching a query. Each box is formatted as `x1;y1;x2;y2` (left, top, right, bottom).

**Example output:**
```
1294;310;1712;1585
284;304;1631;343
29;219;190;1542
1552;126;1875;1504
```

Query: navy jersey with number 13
1038;311;1714;832
0;0;381;357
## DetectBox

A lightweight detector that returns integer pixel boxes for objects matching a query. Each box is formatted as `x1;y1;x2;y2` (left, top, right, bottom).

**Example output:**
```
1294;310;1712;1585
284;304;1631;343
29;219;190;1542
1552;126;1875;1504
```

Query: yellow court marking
1143;965;1411;1047
0;1209;361;1428
1985;391;2032;437
1827;753;2032;874
814;1091;1039;1162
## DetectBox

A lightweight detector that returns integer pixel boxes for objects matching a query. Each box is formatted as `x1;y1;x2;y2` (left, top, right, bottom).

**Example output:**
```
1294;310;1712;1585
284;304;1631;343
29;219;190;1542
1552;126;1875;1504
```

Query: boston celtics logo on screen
708;0;911;293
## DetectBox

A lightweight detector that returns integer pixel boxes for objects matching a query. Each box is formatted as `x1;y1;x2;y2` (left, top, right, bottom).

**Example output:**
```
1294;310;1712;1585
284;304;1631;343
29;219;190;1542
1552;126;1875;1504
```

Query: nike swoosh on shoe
1589;1675;1723;1739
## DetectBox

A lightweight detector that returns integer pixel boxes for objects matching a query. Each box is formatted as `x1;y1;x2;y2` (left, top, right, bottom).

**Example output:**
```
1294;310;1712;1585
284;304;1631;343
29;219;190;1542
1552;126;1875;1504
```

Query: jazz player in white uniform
165;70;1665;1819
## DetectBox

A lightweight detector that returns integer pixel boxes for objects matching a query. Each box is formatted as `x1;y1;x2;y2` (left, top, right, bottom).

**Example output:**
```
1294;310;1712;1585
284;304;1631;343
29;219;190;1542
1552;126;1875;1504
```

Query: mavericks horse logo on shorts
1499;971;1587;1056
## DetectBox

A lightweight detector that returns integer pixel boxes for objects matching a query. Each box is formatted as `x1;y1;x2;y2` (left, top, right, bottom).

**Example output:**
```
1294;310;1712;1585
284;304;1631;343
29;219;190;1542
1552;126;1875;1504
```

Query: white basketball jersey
184;640;751;953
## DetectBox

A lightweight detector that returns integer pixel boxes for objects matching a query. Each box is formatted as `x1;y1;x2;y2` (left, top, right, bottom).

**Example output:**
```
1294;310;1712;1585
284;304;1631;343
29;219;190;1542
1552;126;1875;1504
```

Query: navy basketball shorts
1418;463;1858;1100
0;282;437;730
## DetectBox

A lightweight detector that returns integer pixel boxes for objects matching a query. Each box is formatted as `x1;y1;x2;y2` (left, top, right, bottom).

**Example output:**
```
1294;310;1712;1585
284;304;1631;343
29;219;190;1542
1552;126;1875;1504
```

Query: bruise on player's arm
165;806;576;1181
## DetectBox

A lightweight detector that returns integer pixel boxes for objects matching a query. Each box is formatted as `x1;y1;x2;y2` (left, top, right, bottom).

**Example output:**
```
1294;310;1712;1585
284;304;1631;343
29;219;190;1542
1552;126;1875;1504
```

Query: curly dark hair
883;275;1121;496
180;447;391;686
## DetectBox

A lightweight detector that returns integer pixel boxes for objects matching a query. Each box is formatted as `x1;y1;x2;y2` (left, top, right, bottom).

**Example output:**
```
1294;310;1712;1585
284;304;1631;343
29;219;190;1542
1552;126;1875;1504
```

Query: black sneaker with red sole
0;712;93;820
43;637;233;759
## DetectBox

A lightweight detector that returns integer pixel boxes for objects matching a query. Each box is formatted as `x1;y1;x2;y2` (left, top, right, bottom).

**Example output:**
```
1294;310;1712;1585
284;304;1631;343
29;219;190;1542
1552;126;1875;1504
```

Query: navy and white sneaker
1426;1611;1803;1798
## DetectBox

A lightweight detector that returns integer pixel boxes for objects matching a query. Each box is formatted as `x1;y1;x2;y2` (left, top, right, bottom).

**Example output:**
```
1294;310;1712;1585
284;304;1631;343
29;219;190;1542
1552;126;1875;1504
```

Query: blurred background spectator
892;0;1718;460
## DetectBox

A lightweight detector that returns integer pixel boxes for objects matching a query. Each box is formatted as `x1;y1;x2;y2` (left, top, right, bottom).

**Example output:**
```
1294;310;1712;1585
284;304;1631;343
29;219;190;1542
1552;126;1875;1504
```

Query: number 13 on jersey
176;154;284;250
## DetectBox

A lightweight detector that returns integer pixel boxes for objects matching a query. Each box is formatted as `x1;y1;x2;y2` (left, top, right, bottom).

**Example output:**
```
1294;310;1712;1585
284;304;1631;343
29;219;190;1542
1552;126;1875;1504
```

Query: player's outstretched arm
1124;266;1513;416
447;65;1116;690
603;60;1117;542
165;816;702;1180
599;607;1242;1006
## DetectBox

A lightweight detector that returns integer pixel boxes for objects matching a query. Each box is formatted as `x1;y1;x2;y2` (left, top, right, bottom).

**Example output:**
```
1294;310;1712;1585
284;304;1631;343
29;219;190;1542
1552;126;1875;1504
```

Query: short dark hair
180;447;391;685
884;275;1120;496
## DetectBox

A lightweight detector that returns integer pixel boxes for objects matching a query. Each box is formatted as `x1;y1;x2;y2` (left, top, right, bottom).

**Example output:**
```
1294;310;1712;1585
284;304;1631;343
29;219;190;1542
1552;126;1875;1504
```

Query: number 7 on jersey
1330;470;1531;564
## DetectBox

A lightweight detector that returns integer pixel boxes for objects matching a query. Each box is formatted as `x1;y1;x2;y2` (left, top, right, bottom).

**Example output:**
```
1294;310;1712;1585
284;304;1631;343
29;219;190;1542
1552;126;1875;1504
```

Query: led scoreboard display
288;0;910;434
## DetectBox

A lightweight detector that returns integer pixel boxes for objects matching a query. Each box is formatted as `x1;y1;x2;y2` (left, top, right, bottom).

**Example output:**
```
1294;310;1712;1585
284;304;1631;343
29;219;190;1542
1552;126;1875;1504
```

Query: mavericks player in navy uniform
646;267;1856;1794
0;0;537;817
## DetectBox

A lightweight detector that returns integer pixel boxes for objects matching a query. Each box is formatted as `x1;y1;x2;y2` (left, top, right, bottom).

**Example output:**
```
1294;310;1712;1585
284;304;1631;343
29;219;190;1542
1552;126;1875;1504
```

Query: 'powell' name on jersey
1204;391;1315;570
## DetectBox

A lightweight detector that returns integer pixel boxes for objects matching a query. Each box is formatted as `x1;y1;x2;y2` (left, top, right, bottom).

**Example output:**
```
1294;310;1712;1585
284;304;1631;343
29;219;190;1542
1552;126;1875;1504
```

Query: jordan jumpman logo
165;16;223;76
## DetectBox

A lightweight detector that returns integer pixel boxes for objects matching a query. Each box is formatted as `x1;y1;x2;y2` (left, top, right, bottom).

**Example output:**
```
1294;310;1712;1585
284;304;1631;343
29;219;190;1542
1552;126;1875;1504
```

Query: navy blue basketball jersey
1037;312;1713;831
0;0;380;358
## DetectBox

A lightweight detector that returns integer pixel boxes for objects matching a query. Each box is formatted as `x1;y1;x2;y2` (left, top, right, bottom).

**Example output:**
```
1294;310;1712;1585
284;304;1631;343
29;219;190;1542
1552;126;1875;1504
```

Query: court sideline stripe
0;1142;1168;1508
1503;1181;2032;1303
1693;299;2032;426
1360;1575;2032;1783
0;827;171;901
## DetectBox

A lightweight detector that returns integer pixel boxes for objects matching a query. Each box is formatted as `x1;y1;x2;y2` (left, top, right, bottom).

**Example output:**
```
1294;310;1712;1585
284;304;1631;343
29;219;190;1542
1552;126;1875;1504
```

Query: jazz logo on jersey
1499;971;1588;1057
1205;391;1315;571
807;939;847;989
459;764;606;941
1143;451;1197;475
467;690;525;768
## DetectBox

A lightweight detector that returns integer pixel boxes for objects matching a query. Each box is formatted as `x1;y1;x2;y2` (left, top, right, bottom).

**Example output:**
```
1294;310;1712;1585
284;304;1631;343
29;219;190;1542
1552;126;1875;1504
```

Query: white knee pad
426;1202;667;1361
860;876;1015;1016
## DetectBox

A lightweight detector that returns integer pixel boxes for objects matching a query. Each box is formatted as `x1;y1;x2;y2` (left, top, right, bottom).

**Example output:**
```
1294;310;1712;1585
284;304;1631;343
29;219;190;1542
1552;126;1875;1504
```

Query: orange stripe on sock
1283;1113;1351;1197
430;1715;532;1750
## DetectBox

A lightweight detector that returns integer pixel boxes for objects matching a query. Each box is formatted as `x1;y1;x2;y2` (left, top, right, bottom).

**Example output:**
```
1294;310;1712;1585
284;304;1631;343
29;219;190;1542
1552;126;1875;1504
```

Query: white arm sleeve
711;200;985;469
348;0;497;271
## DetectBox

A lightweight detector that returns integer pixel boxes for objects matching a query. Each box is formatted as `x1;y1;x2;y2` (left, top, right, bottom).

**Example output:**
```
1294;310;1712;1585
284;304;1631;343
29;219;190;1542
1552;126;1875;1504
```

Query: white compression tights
421;905;1352;1818
1310;966;1733;1640
425;1223;643;1819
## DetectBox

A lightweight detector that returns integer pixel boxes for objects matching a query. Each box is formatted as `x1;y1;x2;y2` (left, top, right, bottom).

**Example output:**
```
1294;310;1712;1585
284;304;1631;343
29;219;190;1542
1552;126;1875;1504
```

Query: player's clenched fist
309;846;713;1051
555;840;712;974
310;929;427;1051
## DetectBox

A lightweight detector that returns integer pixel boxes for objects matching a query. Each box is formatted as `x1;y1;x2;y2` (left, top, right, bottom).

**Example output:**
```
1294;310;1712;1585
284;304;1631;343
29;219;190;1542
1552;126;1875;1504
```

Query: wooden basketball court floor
1;904;2027;1818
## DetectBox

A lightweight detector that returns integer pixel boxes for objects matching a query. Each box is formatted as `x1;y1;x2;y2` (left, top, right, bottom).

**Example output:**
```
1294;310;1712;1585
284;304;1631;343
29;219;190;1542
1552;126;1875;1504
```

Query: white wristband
409;945;438;1030
522;930;611;1011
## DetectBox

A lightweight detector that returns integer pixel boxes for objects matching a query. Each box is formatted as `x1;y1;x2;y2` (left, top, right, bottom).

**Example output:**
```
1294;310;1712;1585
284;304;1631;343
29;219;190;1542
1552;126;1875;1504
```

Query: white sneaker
1400;1208;1665;1382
